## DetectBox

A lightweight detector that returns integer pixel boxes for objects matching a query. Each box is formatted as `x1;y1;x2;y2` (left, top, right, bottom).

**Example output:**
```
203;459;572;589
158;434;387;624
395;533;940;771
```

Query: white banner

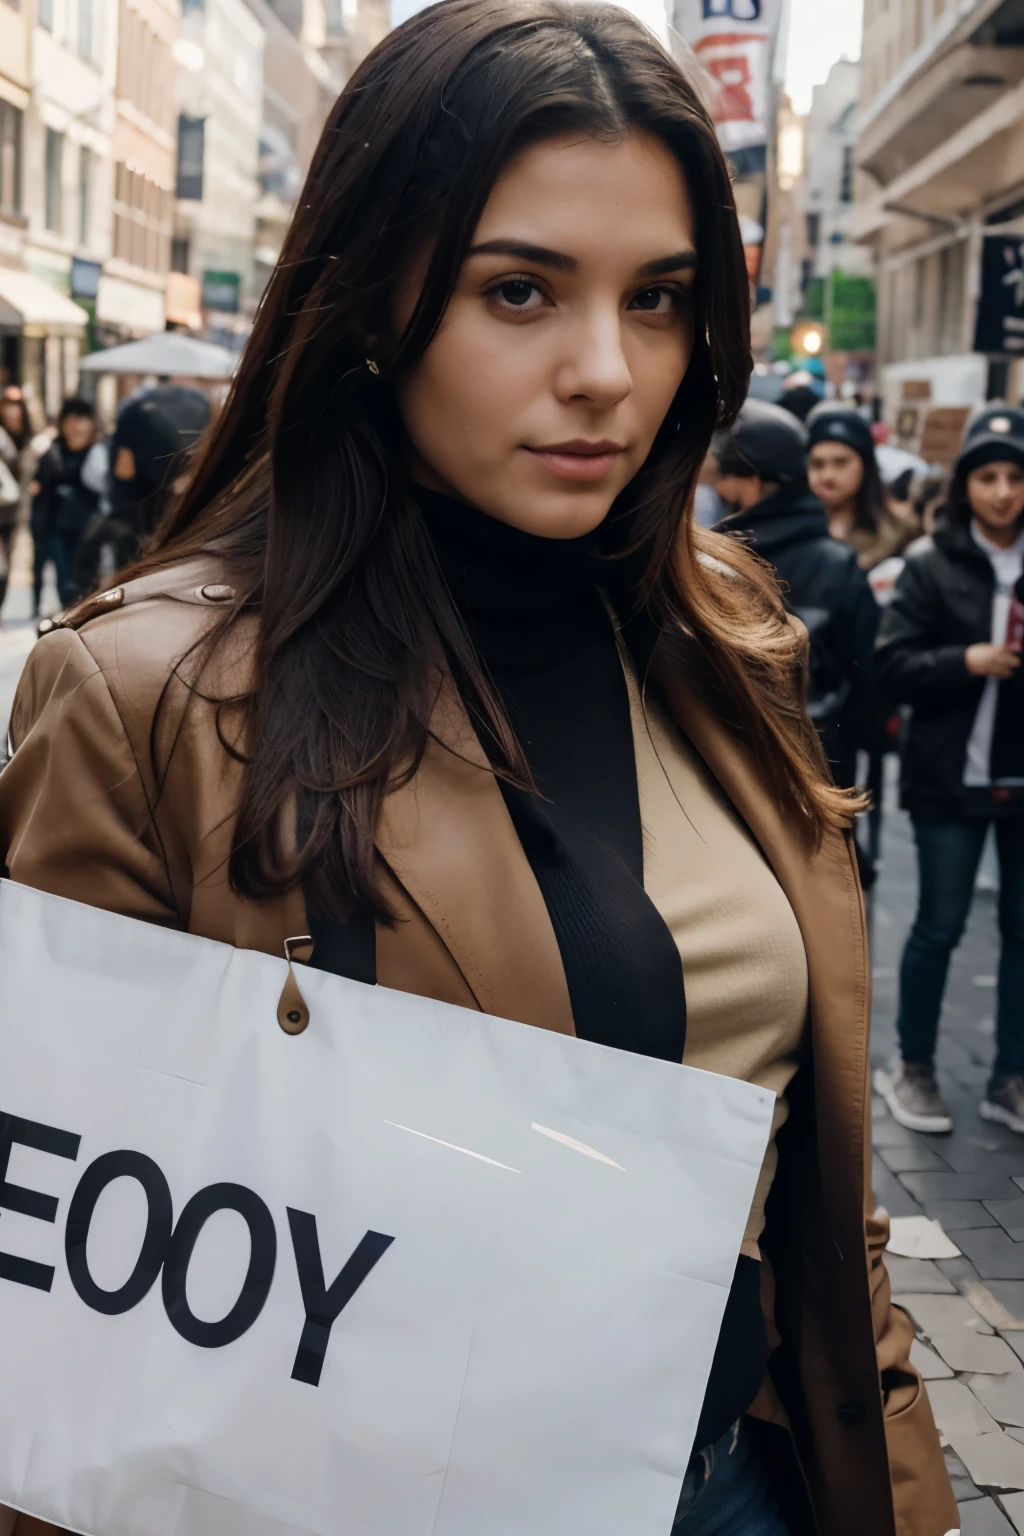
672;0;783;151
0;879;773;1536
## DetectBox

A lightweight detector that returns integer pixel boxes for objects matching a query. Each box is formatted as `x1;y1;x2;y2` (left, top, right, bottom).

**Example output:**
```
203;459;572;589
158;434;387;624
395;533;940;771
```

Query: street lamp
790;319;826;358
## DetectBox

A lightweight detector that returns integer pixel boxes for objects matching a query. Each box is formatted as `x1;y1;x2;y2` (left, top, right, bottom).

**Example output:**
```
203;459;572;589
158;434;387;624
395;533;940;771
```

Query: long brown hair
130;0;856;921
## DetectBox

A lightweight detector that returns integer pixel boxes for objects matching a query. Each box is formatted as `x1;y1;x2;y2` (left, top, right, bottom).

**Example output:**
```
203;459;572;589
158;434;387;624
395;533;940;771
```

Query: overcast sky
784;0;864;114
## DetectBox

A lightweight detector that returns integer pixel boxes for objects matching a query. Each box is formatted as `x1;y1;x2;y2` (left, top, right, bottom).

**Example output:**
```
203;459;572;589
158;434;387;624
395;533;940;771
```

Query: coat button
199;583;234;602
837;1400;866;1425
97;586;124;607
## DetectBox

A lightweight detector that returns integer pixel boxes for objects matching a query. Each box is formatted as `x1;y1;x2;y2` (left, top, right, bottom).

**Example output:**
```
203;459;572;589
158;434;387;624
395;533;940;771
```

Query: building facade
0;0;32;392
246;0;341;296
805;60;872;284
1;0;128;414
107;0;178;337
172;0;264;342
854;0;1024;413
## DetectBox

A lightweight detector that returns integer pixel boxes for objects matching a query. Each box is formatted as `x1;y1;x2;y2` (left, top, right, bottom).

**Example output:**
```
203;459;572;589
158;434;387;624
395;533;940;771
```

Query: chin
497;491;616;541
488;472;628;540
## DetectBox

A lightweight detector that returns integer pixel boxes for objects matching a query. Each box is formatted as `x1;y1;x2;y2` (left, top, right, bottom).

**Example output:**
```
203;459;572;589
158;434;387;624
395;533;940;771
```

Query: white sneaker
981;1076;1024;1135
874;1061;954;1135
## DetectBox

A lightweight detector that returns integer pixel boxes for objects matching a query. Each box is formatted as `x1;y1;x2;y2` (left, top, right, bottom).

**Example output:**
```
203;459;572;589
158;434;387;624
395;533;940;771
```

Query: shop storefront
0;265;89;423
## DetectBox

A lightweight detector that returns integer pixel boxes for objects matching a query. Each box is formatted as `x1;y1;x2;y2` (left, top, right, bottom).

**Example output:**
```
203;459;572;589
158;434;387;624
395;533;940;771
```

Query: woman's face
394;131;698;539
807;441;864;512
964;457;1024;537
0;399;24;436
966;460;1024;537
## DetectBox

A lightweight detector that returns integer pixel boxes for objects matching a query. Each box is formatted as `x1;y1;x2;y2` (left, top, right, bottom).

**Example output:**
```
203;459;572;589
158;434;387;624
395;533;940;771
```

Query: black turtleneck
417;487;687;1063
310;485;768;1459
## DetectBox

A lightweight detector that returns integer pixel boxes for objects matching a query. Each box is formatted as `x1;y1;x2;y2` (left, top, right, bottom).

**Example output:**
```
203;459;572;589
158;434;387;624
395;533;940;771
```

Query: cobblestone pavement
871;787;1024;1535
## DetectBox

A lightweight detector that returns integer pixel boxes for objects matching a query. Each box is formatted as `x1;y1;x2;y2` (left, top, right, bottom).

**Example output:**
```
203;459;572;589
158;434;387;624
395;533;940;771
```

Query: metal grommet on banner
277;934;314;1035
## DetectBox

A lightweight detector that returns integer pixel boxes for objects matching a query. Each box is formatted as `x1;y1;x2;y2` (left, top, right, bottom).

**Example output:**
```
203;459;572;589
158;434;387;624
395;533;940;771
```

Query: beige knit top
621;653;810;1243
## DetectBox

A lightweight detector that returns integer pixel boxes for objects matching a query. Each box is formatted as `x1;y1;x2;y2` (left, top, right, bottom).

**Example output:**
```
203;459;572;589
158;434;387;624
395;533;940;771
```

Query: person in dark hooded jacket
875;406;1024;1139
712;398;881;796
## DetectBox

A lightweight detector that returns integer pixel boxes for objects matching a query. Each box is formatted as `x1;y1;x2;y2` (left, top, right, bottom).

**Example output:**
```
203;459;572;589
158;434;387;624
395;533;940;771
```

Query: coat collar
374;681;576;1038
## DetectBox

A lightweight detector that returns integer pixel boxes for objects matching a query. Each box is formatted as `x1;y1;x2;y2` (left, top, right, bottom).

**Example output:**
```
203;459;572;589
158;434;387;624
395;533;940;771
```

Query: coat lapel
650;646;871;1241
375;682;575;1037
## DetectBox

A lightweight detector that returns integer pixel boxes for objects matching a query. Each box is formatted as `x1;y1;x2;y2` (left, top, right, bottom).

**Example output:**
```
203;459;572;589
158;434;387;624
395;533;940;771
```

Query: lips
525;440;626;483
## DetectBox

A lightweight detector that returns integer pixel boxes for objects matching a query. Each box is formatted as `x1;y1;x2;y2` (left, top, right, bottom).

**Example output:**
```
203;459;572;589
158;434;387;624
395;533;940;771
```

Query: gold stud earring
366;358;380;376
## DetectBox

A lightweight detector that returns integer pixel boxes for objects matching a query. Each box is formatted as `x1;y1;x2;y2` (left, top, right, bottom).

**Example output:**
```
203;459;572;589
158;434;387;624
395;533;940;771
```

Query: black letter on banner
0;1111;81;1292
65;1151;172;1314
162;1183;276;1348
287;1210;394;1387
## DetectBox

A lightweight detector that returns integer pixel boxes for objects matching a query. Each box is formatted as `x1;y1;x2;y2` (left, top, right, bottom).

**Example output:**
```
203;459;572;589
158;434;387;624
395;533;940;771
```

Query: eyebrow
466;239;698;278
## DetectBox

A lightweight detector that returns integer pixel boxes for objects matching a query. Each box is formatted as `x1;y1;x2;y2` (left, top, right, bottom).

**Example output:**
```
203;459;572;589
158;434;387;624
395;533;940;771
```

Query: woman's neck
826;502;856;542
415;486;603;672
972;515;1023;552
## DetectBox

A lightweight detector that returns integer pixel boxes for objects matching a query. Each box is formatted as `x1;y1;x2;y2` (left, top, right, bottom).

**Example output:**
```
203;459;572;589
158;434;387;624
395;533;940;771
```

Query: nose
553;304;633;412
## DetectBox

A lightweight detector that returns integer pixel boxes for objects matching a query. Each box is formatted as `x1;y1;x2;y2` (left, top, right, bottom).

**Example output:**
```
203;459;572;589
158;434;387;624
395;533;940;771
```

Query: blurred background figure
806;405;920;572
876;407;1024;1135
29;399;99;614
74;386;212;596
0;392;29;619
711;399;881;813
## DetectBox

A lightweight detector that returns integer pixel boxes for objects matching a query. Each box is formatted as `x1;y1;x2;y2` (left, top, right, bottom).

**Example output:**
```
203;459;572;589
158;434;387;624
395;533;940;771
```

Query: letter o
162;1182;276;1348
65;1151;173;1315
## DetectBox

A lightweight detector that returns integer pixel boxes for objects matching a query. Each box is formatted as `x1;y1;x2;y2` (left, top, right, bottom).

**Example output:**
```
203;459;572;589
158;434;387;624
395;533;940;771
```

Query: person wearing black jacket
713;399;881;797
876;406;1024;1136
30;397;99;612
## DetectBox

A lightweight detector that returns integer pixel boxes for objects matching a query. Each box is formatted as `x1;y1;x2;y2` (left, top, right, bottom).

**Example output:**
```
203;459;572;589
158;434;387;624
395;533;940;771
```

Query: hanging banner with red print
672;0;784;153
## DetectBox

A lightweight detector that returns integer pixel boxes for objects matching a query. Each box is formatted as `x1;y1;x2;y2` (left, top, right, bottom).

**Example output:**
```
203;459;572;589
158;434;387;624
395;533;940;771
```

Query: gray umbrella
79;332;236;379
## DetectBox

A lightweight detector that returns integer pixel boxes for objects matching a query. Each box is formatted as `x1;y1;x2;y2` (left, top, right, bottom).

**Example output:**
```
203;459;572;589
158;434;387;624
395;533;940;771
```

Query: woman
0;3;952;1532
807;406;919;571
876;406;1024;1138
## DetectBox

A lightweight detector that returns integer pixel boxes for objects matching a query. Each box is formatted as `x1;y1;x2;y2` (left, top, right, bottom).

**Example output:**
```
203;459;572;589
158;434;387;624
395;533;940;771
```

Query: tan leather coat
0;561;956;1536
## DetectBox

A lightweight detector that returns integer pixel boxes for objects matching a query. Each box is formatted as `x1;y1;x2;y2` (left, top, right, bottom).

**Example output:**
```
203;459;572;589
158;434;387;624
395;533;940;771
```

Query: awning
0;268;90;331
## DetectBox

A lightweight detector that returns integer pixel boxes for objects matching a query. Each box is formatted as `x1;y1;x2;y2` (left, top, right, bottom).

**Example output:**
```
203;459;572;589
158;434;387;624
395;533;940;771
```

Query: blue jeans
673;1422;789;1533
898;816;1024;1077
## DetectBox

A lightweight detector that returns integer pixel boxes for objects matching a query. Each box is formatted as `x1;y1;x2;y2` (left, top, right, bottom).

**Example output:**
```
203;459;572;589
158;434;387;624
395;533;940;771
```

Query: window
0;100;22;217
113;159;171;272
37;0;53;27
171;235;190;274
77;0;94;59
78;144;91;246
176;115;204;200
806;211;821;248
839;144;854;204
44;127;63;233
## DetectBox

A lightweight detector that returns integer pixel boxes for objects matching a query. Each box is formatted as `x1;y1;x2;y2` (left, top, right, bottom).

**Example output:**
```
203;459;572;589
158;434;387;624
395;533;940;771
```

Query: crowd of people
707;395;1024;1141
0;382;212;622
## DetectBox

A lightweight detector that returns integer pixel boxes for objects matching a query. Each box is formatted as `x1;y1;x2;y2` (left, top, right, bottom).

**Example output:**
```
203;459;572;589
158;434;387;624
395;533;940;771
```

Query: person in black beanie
806;404;919;570
876;405;1024;1134
713;399;881;797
